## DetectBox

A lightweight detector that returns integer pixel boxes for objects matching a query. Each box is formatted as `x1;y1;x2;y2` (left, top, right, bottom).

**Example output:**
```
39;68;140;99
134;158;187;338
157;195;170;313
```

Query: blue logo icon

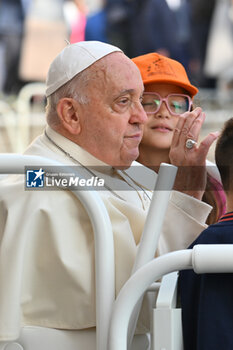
26;168;45;188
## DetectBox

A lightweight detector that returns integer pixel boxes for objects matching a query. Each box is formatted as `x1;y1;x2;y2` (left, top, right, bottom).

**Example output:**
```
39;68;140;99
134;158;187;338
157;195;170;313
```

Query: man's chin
115;150;139;169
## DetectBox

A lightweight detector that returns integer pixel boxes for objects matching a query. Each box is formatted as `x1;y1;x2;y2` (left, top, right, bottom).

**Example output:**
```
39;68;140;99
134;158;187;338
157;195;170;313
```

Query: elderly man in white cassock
0;41;217;347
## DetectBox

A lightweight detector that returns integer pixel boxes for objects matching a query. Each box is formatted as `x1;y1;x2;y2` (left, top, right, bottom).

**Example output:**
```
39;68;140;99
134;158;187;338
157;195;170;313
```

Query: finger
197;131;220;161
171;114;186;147
186;111;206;141
172;108;202;148
179;108;204;145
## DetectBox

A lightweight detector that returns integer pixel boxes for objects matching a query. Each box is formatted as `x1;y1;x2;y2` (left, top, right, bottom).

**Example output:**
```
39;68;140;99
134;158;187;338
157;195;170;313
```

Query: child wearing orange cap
132;53;226;224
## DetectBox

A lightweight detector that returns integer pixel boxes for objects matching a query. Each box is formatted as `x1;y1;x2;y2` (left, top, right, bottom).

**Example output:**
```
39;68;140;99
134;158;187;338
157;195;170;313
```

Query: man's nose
130;101;148;124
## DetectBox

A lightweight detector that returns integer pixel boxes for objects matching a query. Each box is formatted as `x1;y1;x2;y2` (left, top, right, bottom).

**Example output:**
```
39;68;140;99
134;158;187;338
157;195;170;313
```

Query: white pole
132;163;177;272
128;163;177;347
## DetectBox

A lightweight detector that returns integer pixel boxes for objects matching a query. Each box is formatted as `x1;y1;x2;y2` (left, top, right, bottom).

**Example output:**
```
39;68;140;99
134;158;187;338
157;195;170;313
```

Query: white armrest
193;244;233;273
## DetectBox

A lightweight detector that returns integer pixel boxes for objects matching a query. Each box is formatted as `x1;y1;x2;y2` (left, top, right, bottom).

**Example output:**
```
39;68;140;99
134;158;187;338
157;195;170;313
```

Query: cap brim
143;76;198;97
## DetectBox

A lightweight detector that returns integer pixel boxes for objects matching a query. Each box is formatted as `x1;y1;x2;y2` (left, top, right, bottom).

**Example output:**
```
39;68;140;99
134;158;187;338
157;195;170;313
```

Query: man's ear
56;98;81;135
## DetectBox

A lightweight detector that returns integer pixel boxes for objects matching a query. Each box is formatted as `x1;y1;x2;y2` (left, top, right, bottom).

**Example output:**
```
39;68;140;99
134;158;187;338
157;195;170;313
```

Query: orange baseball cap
132;52;198;97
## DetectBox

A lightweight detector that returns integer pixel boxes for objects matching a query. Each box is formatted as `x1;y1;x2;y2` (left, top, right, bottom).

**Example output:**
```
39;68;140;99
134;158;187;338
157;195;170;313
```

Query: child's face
140;83;190;152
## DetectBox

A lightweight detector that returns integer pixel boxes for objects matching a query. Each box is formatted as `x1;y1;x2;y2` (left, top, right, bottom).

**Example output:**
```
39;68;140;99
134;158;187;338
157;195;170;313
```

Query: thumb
198;131;220;159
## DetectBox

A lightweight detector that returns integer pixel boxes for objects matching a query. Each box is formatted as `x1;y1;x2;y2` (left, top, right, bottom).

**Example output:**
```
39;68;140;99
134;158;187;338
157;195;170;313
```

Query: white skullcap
45;41;122;97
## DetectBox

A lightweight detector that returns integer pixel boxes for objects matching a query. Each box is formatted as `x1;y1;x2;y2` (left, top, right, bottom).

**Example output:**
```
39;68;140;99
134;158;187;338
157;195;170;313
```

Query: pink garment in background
70;12;86;43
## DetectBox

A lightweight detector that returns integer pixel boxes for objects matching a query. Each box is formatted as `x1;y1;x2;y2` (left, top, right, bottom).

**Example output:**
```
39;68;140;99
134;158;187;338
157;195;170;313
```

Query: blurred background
1;0;233;161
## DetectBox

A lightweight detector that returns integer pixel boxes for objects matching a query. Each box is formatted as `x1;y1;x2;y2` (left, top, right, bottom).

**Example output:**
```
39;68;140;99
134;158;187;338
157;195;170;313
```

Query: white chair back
0;154;114;350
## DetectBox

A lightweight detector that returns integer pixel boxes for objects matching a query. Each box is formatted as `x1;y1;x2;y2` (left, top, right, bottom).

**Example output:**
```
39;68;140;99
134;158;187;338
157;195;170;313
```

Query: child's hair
215;117;233;193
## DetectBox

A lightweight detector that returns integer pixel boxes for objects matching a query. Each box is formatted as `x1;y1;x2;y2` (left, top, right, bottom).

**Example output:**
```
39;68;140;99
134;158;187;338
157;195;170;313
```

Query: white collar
45;126;113;172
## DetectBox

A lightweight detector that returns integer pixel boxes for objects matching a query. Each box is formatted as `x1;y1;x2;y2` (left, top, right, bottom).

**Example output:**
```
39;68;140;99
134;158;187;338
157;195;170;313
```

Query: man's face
76;52;147;168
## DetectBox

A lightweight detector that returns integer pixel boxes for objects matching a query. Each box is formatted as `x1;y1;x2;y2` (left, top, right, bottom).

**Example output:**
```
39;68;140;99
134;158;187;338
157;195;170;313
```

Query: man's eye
112;97;131;113
118;98;130;105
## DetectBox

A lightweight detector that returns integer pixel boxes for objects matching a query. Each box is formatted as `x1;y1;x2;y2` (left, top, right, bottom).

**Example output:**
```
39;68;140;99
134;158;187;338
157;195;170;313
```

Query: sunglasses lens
167;95;190;115
142;94;160;113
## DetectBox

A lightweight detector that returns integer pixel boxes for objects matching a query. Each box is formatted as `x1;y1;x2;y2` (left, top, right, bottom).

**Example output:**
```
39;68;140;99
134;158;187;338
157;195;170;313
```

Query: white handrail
109;245;233;350
0;154;114;350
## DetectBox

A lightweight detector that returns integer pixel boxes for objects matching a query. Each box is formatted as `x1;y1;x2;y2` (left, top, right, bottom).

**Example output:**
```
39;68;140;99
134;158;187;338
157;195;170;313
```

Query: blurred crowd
1;0;233;97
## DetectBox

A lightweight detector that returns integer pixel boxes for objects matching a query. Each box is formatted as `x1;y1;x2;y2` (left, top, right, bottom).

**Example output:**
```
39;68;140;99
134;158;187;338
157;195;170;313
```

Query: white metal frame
0;100;18;152
15;83;46;152
108;245;233;350
0;154;114;350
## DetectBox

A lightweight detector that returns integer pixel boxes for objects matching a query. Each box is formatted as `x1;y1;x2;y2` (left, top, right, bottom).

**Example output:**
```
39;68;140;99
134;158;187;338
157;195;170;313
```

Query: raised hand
169;107;219;200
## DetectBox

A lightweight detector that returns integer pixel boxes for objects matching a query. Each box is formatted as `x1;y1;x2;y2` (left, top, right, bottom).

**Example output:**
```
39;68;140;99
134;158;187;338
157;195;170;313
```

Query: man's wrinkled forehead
104;53;144;87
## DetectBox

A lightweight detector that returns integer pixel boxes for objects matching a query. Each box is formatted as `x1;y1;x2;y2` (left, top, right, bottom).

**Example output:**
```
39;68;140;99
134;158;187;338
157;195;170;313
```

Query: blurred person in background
105;0;218;88
67;0;87;43
19;0;68;84
133;52;226;224
132;0;190;68
167;0;191;72
105;0;191;67
204;0;233;94
188;0;217;88
0;0;30;95
105;0;146;57
85;0;107;42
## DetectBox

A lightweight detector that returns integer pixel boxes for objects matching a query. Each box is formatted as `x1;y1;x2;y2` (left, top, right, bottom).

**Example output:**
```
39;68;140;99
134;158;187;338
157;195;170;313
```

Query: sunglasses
142;92;192;116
